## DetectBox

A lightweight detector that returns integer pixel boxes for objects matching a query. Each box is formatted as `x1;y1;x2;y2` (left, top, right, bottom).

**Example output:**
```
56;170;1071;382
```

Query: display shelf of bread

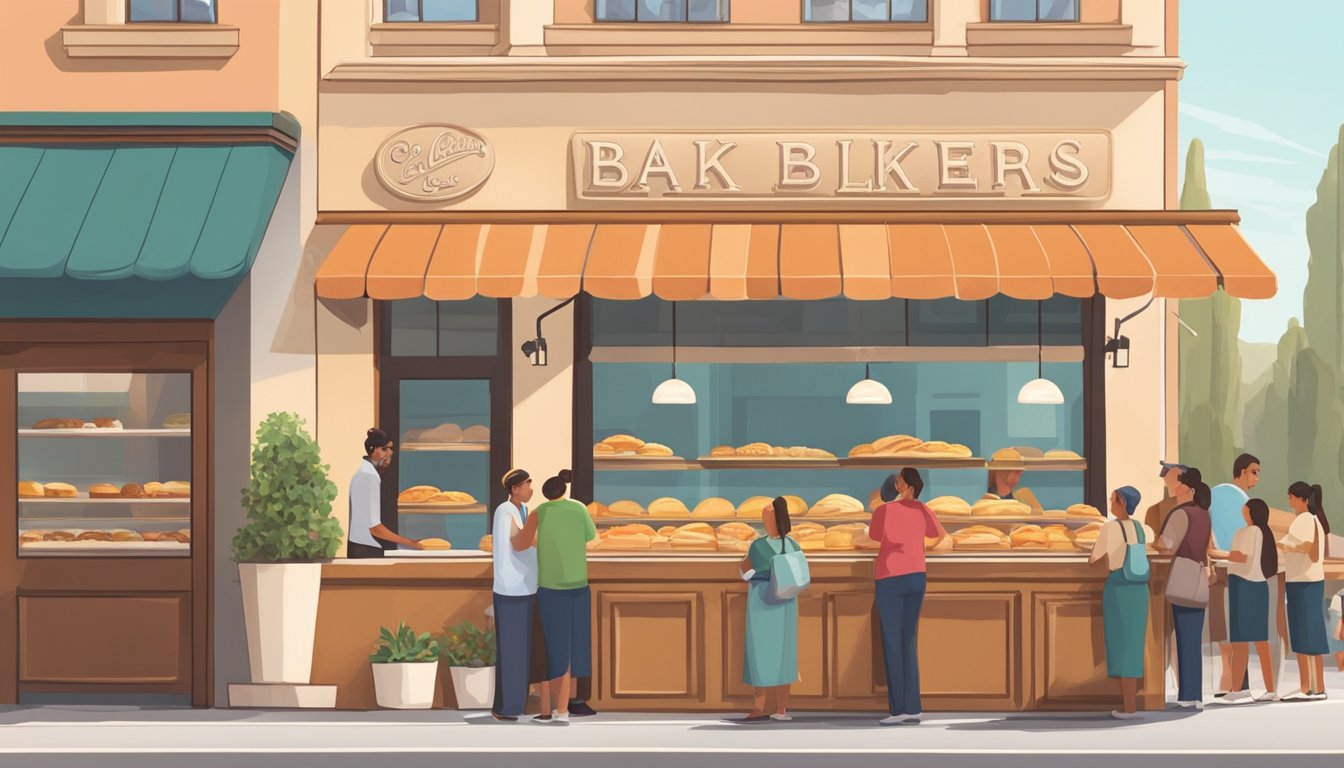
19;527;191;553
844;435;980;468
18;480;191;502
990;446;1087;471
586;494;870;524
399;423;491;451
19;415;189;438
593;434;688;469
697;442;838;468
923;495;1103;527
396;486;485;513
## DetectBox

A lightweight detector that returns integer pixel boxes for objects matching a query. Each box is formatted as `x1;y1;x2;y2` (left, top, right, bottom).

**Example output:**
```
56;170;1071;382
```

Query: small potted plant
369;622;441;709
440;616;496;710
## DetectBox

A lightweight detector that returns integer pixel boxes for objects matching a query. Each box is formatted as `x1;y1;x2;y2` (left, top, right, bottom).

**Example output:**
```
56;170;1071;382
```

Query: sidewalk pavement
2;690;1343;768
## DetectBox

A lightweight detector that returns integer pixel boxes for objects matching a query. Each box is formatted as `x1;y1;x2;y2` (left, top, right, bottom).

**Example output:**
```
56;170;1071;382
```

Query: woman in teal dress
736;496;800;723
1089;485;1152;720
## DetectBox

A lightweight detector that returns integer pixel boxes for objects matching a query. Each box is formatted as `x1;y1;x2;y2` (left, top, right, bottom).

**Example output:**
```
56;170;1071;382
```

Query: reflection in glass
1040;0;1078;21
385;0;419;21
852;0;887;22
640;0;686;21
422;0;477;21
805;0;848;21
990;0;1037;21
180;0;216;22
890;0;927;22
129;0;176;22
597;0;637;21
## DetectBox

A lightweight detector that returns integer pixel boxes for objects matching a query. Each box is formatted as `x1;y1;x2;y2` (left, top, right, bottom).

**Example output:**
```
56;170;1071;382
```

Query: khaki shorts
1208;570;1229;643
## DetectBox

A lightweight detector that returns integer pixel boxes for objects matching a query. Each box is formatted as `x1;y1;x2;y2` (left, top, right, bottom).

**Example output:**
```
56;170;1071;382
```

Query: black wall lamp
1104;297;1154;369
520;296;576;367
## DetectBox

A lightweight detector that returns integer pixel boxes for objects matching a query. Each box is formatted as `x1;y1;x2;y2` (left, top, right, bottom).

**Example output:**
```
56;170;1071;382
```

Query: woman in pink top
869;468;949;725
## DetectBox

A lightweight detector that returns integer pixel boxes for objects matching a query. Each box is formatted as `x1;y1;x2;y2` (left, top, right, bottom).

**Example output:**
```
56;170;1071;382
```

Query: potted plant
232;412;343;687
370;622;441;709
440;616;497;710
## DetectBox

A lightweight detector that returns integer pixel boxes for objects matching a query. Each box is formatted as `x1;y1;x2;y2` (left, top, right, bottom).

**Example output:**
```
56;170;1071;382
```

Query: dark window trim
988;0;1080;23
595;0;732;24
383;0;480;23
802;0;930;23
375;299;512;540
126;0;218;23
572;293;596;504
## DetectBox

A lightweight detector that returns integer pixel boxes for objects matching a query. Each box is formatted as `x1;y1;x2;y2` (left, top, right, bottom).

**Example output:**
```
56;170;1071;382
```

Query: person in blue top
734;496;802;724
1208;453;1260;696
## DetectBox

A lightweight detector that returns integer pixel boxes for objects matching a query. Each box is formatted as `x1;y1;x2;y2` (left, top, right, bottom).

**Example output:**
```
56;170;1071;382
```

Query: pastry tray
696;456;840;469
842;455;984;469
397;503;487;515
398;442;490;452
594;456;689;470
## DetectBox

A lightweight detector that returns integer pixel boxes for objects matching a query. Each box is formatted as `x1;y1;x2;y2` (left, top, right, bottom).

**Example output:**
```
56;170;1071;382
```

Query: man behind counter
347;428;424;558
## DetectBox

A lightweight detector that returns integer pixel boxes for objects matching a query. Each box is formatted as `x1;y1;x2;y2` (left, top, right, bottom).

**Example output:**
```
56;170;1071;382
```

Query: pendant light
1017;300;1065;405
652;301;696;405
846;362;892;405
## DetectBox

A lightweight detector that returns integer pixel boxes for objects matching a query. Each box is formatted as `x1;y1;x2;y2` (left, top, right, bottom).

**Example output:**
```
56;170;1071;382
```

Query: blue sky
1177;0;1343;343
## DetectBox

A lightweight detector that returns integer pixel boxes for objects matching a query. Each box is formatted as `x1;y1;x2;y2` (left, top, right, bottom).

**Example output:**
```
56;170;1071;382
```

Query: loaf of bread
692;497;734;519
1043;525;1075;550
648;497;691;518
32;418;84;429
586;501;611;519
601;434;644;453
44;530;76;542
89;483;122;498
479;535;493;552
76;531;112;542
637;442;674;457
782;495;808;518
419;537;452;550
19;530;45;544
429;490;476;504
119;482;145;498
609;500;646;517
873;435;922;455
807;493;864;518
110;529;143;542
1066;503;1103;520
398;486;440;504
18;481;44;498
971;498;1033;518
927;496;973;517
1045;449;1082;460
823;530;855;550
598;523;655;549
951;525;1010;550
155;481;191;498
670;522;718;550
92;417;122;429
1072;521;1103;546
44;482;78;498
162;412;191;428
1010;524;1048;549
715;522;757;551
422;423;463;443
737;496;773;519
463;424;490;442
849;443;875;457
593;442;616;455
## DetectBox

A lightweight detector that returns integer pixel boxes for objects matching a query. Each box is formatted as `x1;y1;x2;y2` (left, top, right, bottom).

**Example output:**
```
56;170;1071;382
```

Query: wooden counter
314;553;1180;712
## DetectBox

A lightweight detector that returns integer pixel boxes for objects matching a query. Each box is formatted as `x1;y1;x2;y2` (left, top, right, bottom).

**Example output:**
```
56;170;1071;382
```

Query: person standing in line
1208;454;1261;697
871;469;949;726
1090;486;1154;720
1156;466;1214;710
1280;482;1331;701
528;470;597;724
736;496;802;723
1216;498;1279;704
490;469;541;722
346;428;424;558
1144;461;1188;534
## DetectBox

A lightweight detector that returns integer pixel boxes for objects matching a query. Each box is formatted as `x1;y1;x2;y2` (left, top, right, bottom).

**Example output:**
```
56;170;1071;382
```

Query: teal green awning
0;112;298;318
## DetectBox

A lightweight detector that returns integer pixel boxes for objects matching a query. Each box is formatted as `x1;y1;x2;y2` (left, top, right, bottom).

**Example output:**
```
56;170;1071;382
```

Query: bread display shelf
939;516;1102;527
397;503;487;515
20;541;189;555
398;442;490;453
842;456;986;469
1017;458;1088;471
18;516;190;524
18;428;191;438
593;456;689;470
696;456;840;469
591;516;871;525
18;497;190;504
386;549;485;558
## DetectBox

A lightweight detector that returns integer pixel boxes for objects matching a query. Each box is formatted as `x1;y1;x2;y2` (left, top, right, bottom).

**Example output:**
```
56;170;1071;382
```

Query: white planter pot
449;666;495;710
238;562;323;685
373;662;439;709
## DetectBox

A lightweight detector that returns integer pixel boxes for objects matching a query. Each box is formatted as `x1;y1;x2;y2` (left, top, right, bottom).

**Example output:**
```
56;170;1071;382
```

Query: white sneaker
1303;691;1329;701
1110;710;1141;720
552;710;570;724
879;714;920;725
770;713;793;722
1174;699;1204;710
1212;690;1253;705
1281;690;1309;702
1255;691;1280;703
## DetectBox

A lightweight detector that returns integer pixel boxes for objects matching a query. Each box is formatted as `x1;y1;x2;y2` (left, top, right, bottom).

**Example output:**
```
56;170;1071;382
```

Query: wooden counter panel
1035;593;1111;705
19;594;188;687
600;591;701;702
830;592;879;700
722;591;827;701
916;592;1020;709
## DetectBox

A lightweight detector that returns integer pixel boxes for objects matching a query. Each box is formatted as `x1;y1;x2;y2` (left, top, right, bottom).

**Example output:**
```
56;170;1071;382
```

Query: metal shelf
18;429;190;438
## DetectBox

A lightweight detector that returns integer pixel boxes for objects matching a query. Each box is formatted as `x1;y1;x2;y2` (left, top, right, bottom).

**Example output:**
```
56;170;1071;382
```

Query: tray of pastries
20;527;191;550
593;434;687;467
949;524;1012;551
844;435;978;467
26;417;124;432
992;446;1087;470
19;480;190;500
400;423;491;450
396;486;482;512
697;442;838;467
589;494;870;523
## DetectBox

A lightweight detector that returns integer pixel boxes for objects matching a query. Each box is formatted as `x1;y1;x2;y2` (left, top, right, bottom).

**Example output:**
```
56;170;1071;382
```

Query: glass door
396;379;492;548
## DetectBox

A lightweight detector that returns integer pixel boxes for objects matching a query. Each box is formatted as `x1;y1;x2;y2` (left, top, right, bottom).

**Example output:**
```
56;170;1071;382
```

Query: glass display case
395;378;491;548
16;372;192;556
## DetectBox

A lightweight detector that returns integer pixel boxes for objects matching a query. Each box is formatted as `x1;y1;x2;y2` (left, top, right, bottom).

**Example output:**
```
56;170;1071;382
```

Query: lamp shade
652;377;696;405
846;378;893;405
1017;378;1065;405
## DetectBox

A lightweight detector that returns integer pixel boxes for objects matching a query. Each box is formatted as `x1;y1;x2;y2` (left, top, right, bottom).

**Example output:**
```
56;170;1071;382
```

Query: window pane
639;0;687;21
390;299;437;356
129;0;177;22
422;0;477;21
437;297;498;356
987;296;1082;346
908;298;986;346
805;0;849;21
852;0;888;22
990;0;1037;21
1039;0;1078;21
596;0;637;21
891;0;927;22
591;298;906;348
385;0;420;22
179;0;216;23
687;0;729;22
397;379;491;547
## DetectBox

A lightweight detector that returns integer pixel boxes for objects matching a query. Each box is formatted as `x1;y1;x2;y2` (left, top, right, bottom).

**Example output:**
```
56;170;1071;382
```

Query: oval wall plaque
374;124;495;203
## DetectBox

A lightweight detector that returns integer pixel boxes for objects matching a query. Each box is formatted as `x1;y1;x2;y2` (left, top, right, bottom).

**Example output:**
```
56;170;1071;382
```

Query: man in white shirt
346;428;424;558
492;468;541;721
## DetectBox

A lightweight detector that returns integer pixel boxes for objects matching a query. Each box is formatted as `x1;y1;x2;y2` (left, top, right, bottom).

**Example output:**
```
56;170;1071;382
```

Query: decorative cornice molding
316;210;1240;226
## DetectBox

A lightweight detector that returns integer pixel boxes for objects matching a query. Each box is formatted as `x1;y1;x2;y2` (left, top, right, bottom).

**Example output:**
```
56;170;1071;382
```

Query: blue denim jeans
1171;604;1206;702
875;572;928;716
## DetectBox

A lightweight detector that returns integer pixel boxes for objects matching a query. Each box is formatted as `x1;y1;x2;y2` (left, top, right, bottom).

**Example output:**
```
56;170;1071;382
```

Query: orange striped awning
314;212;1276;302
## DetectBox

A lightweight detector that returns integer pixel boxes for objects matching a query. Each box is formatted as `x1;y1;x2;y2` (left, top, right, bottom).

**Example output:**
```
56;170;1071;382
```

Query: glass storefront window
17;373;192;557
388;297;498;357
396;379;491;546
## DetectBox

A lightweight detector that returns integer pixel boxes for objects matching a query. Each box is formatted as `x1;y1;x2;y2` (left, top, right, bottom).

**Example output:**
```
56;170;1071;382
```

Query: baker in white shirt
1280;481;1331;701
346;428;424;558
491;468;541;721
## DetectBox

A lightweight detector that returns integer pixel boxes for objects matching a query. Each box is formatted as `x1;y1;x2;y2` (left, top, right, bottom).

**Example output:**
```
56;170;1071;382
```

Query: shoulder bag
769;536;811;600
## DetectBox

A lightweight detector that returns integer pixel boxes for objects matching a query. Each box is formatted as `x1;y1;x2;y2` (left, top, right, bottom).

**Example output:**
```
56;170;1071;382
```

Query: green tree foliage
1247;320;1309;503
1303;134;1342;372
1178;139;1244;481
231;412;343;563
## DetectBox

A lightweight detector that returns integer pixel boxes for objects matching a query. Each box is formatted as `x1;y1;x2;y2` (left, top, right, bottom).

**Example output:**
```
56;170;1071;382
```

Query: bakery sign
375;124;495;203
571;130;1110;206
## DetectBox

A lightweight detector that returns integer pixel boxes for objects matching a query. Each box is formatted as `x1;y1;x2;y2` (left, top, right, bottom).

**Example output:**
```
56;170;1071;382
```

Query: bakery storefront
0;113;297;706
310;85;1276;710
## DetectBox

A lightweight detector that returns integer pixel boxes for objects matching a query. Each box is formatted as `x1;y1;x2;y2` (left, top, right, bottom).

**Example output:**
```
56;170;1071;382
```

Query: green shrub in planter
439;620;497;668
370;622;441;664
231;412;343;564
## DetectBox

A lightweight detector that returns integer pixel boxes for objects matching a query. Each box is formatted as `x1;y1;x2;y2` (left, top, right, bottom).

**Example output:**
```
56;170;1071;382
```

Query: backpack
1118;521;1150;584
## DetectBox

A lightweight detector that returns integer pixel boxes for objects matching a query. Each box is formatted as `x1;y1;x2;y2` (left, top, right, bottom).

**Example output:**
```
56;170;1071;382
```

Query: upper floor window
128;0;217;23
596;0;731;23
989;0;1079;22
384;0;478;22
805;0;928;22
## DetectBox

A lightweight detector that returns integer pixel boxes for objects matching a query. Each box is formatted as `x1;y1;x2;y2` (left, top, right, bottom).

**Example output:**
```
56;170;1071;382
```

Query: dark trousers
875;572;927;716
1171;604;1206;702
527;598;593;705
346;541;383;558
492;592;535;717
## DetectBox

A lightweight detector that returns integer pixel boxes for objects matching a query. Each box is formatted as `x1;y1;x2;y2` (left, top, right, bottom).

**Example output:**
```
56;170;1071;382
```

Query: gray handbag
1165;555;1210;608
